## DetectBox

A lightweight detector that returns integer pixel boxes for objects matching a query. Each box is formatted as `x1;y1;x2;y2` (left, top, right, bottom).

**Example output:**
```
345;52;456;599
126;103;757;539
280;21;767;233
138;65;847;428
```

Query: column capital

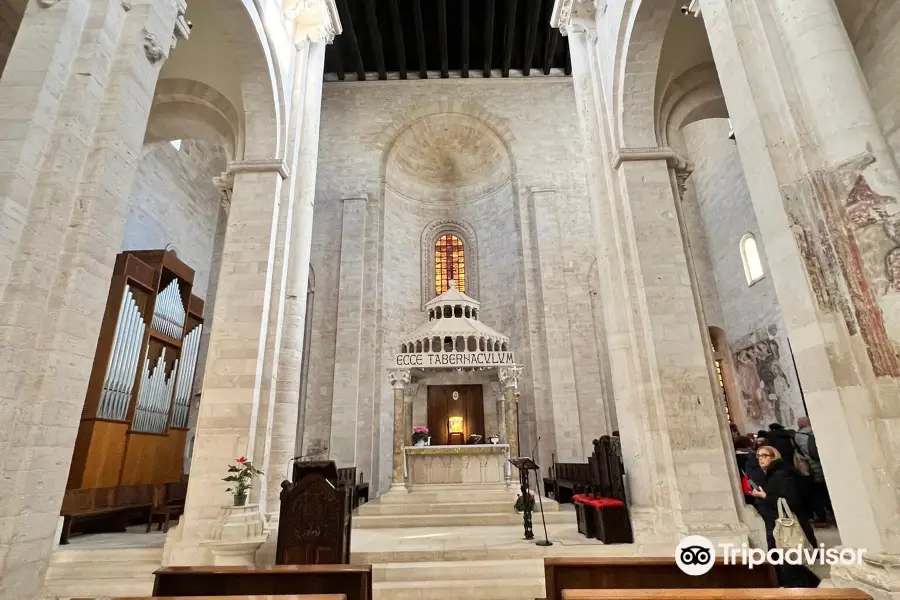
612;146;679;169
286;0;342;46
498;365;524;390
228;159;291;180
388;368;411;389
551;0;597;36
212;171;234;214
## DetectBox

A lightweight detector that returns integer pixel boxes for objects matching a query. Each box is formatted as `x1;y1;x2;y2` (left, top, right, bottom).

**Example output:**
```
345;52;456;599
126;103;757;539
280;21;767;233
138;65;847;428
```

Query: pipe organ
67;250;206;490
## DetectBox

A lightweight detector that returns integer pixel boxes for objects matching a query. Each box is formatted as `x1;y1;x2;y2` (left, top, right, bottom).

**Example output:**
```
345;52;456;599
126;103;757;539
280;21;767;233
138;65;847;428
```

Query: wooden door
427;385;485;446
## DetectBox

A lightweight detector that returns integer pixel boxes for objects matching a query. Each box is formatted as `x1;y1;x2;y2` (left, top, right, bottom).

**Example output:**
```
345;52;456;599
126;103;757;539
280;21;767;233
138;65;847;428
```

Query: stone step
353;510;573;529
373;558;544;582
358;500;558;516
377;486;517;505
351;546;551;564
44;548;160;599
374;577;545;600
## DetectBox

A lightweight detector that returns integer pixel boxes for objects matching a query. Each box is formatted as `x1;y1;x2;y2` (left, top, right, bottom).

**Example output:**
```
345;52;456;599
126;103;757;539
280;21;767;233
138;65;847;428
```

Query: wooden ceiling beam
543;30;558;75
388;0;407;79
412;0;428;78
363;0;387;80
501;0;518;77
461;0;470;78
438;0;449;78
483;0;495;76
336;0;365;81
523;0;540;75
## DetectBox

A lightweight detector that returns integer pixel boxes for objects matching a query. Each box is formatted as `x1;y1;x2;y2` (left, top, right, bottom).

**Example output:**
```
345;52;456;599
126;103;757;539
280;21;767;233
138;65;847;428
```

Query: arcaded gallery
1;0;899;599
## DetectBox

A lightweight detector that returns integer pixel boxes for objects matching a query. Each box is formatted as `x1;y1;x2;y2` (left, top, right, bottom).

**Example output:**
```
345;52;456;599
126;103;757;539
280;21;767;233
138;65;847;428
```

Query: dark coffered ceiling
325;0;572;81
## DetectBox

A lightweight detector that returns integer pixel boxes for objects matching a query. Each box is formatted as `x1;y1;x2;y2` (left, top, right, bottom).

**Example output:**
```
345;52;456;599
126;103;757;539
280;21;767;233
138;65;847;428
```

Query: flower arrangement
223;456;264;506
412;426;429;445
514;489;536;513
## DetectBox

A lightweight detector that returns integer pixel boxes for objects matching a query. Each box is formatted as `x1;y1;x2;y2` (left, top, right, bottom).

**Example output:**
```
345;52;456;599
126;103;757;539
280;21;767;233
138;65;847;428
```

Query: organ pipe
133;348;179;434
97;285;146;421
171;324;202;428
151;280;185;340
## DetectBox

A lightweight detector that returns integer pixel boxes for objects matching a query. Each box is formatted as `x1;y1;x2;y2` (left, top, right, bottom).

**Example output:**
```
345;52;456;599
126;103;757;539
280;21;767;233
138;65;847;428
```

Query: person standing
749;445;819;587
794;417;832;524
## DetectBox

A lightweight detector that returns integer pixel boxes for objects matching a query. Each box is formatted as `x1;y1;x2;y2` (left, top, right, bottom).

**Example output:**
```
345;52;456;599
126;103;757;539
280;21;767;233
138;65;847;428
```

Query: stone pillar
499;366;523;459
327;195;369;466
555;2;746;546
0;1;181;597
264;39;328;525
163;159;289;566
700;0;900;591
387;369;411;490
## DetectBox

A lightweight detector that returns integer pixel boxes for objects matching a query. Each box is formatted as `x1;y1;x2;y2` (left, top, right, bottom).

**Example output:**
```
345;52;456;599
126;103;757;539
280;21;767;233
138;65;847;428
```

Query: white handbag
773;496;812;551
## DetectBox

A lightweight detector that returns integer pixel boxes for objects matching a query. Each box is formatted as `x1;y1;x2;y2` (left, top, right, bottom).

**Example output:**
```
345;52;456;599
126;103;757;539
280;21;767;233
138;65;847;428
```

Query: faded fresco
732;324;797;431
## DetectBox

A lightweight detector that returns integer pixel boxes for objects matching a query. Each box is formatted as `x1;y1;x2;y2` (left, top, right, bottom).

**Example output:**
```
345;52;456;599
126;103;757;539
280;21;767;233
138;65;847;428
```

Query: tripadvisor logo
675;535;716;576
674;535;866;575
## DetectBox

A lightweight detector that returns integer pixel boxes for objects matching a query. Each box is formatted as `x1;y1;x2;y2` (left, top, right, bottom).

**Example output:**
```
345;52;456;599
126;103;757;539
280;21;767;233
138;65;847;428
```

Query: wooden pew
561;590;871;600
60;484;157;544
72;596;346;600
544;558;778;600
153;565;372;600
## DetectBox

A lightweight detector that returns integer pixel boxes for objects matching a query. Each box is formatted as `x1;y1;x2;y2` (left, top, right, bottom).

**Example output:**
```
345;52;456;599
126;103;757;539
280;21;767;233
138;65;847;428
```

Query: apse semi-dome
384;113;512;201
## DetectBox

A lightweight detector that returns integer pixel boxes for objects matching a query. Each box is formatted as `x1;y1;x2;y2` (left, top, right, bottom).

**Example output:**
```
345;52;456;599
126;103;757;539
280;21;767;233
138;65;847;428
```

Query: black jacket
757;459;816;543
766;429;796;466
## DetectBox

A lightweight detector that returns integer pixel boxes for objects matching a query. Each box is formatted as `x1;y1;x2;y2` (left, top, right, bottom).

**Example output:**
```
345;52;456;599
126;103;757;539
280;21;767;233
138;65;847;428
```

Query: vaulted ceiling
324;0;571;81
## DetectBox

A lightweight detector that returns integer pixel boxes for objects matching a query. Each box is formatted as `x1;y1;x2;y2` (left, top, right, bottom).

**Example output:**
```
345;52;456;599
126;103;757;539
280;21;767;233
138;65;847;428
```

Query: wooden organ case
67;250;205;490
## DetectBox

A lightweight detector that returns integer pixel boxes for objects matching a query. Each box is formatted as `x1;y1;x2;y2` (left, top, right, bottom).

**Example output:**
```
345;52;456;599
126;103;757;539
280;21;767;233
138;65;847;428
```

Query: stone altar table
404;444;510;486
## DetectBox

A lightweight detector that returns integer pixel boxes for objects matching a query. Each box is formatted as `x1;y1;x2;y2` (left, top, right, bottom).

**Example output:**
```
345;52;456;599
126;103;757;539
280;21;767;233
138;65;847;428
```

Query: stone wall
681;118;804;432
122;139;226;298
0;1;21;78
306;78;605;492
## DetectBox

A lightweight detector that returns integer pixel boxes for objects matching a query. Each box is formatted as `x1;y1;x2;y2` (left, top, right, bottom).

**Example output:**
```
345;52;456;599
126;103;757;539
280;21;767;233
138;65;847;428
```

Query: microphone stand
534;437;553;547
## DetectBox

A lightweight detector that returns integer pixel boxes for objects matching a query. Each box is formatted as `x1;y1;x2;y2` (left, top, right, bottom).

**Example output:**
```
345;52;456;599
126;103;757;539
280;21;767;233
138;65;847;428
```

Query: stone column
499;366;523;458
0;1;181;597
327;195;369;466
555;2;746;547
700;0;900;590
264;39;328;525
163;159;289;566
387;369;411;490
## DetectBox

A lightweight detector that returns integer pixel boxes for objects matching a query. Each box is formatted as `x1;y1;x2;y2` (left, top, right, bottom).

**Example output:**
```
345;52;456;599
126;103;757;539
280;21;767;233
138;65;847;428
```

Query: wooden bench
147;479;188;533
60;484;157;544
153;564;372;600
544;558;778;600
561;590;872;600
72;596;346;600
551;462;593;503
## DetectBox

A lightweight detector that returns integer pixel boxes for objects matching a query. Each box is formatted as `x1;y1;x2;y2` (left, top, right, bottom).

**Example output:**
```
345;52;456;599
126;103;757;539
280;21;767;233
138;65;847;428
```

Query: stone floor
44;510;843;600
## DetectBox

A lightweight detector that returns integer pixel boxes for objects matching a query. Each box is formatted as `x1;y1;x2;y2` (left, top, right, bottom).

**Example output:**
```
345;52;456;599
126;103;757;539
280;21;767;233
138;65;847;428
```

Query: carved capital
121;0;132;11
287;0;342;46
212;171;234;214
552;0;596;36
673;159;694;199
36;0;60;7
143;31;166;63
498;365;524;390
388;368;412;389
228;159;290;180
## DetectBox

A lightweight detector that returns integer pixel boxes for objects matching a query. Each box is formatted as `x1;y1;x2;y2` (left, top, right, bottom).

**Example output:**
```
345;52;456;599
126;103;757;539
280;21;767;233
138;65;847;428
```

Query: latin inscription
394;351;515;368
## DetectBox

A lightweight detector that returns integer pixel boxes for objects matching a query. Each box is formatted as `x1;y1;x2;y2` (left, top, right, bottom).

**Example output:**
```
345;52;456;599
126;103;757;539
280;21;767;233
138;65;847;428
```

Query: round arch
616;0;680;147
420;219;480;310
658;63;729;148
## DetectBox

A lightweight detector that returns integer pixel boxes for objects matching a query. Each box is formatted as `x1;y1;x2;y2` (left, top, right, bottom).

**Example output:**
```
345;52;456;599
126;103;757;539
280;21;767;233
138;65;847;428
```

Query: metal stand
534;471;553;547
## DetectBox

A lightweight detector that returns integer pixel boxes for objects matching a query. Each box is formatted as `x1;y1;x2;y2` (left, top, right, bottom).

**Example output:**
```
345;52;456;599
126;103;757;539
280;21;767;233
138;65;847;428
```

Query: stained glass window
434;234;466;295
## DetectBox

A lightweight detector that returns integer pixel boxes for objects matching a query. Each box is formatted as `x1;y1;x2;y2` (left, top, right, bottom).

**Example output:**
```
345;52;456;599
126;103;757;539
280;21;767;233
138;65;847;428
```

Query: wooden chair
146;484;175;532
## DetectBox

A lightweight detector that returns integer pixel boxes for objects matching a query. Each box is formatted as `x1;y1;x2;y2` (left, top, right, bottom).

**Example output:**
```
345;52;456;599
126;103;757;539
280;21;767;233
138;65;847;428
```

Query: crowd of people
731;418;834;587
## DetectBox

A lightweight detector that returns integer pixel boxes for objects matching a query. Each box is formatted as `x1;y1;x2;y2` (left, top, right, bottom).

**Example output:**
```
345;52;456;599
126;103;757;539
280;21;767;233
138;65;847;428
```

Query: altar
404;444;510;486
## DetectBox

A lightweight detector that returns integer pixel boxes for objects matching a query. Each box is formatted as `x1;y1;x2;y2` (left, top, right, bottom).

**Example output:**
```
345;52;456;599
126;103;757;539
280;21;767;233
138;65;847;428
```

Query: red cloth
740;474;751;495
573;494;624;508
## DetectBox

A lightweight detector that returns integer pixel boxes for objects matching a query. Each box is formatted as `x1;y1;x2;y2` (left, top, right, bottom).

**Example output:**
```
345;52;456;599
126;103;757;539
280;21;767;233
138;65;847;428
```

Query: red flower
237;457;246;464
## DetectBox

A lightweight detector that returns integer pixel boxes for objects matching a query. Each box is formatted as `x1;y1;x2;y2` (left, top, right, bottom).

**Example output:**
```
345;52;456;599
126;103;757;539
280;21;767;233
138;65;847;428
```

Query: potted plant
514;489;535;513
223;456;264;506
412;426;429;446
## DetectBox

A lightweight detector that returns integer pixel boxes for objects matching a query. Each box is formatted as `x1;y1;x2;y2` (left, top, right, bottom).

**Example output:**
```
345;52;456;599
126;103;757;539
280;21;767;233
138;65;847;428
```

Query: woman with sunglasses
750;445;819;586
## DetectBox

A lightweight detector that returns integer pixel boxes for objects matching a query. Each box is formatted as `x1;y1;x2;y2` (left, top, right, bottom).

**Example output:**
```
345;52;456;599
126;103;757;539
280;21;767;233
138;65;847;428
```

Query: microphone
285;447;329;480
533;436;553;547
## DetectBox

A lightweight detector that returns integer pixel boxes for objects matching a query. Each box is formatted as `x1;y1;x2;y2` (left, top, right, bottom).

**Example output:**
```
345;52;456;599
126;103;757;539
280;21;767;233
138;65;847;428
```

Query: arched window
740;233;764;285
434;234;466;295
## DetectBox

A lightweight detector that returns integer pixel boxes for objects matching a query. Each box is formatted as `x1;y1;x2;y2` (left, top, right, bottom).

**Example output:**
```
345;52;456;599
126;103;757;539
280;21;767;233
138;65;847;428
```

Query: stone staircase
43;547;160;599
352;485;572;599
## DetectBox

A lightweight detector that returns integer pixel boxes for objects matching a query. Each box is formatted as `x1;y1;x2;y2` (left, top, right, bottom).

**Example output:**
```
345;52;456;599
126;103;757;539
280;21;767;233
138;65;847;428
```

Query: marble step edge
358;501;560;515
374;576;546;589
352;511;573;528
350;546;551;563
50;547;163;563
373;558;544;582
